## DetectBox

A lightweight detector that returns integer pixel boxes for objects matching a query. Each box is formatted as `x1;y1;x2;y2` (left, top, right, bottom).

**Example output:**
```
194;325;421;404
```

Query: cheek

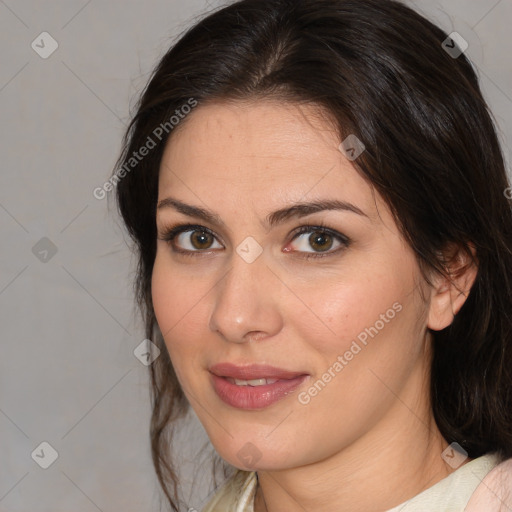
288;268;396;355
289;262;424;409
151;255;208;360
151;258;178;337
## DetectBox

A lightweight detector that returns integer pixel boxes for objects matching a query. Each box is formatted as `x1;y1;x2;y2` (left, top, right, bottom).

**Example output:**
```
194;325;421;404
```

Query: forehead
161;100;339;175
158;100;384;225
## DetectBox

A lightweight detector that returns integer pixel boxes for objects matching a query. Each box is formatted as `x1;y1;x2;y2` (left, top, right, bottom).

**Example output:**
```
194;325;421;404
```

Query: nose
208;248;283;344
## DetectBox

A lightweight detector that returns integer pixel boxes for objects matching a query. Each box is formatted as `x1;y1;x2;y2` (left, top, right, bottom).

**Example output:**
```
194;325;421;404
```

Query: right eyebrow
156;196;370;230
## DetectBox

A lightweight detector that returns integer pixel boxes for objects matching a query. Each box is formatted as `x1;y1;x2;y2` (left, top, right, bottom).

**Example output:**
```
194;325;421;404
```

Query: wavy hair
112;0;512;509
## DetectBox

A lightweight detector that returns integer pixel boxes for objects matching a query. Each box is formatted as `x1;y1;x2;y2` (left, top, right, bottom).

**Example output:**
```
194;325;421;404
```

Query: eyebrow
156;197;369;229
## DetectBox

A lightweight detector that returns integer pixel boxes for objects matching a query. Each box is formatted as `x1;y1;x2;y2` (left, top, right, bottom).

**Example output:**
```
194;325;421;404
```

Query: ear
427;242;478;331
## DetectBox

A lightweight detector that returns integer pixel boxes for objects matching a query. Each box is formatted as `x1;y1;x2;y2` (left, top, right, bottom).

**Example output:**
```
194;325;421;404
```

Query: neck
253;366;462;512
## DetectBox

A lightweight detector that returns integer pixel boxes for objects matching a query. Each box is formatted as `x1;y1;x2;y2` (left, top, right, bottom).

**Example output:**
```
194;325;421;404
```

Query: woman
112;0;512;510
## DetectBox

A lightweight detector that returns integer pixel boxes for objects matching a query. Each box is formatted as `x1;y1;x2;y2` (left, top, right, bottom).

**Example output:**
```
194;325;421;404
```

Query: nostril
243;331;267;342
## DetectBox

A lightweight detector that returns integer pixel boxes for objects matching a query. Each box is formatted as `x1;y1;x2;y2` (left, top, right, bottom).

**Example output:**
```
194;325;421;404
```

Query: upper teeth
227;377;279;386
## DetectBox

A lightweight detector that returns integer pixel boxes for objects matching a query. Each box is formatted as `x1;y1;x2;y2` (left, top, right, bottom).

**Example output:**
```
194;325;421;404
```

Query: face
152;100;434;471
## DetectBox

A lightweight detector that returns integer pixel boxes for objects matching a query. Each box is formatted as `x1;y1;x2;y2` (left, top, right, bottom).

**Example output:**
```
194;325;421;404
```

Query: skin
151;100;478;512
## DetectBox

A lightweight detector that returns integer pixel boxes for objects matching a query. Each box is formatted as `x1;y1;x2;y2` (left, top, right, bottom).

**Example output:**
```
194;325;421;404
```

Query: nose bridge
209;248;282;343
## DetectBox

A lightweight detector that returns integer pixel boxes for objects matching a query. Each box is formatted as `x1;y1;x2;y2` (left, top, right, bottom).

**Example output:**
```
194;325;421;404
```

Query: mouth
224;377;280;386
209;362;308;380
209;362;310;409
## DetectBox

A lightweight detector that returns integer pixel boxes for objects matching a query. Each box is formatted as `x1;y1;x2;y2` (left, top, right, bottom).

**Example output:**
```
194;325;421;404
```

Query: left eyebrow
156;197;370;229
265;199;370;228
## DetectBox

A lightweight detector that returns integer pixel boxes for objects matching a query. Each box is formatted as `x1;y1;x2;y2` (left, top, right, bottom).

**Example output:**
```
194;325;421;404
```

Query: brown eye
308;231;334;252
189;230;214;249
175;229;222;251
290;228;346;254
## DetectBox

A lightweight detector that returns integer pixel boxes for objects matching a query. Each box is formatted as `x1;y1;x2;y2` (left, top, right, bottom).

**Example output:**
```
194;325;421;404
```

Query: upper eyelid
159;222;337;237
160;222;348;249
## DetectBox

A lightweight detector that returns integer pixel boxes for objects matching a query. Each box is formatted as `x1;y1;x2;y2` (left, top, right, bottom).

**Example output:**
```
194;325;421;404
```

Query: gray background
1;1;511;511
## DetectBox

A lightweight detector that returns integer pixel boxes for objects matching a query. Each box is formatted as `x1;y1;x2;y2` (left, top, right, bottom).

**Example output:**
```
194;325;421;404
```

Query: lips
209;362;310;409
209;362;308;381
225;377;279;386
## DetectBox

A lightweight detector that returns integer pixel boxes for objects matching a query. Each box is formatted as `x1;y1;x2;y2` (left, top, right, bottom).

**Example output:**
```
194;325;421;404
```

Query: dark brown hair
112;0;512;509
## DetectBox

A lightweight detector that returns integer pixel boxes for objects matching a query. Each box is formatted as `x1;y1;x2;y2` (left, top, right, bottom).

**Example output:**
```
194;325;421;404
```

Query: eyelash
157;222;351;260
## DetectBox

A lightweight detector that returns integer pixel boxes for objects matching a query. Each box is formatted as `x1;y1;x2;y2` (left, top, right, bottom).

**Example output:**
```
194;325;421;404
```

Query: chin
208;431;301;471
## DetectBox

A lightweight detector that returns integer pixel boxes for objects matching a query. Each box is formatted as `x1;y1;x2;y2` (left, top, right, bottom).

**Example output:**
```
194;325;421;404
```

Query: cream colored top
202;453;512;511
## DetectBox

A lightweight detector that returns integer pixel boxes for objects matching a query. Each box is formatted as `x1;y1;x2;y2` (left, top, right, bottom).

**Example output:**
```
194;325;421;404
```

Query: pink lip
209;362;307;380
209;363;309;410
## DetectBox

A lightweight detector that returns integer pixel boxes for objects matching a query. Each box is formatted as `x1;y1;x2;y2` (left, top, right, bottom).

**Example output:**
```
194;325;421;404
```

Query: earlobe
427;243;478;332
